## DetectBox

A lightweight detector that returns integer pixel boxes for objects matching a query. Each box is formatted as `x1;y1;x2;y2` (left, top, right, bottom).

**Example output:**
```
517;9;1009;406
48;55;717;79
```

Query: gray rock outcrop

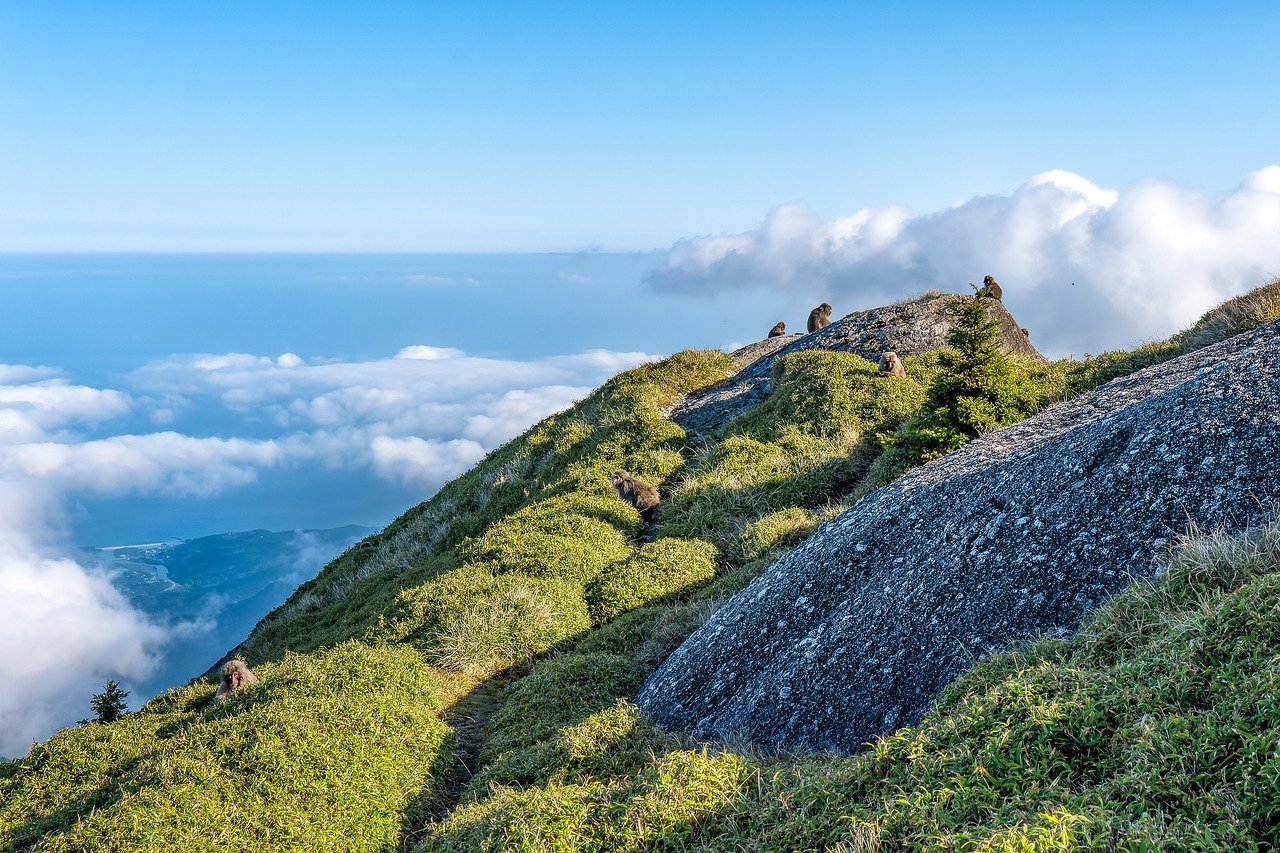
637;320;1280;754
672;292;1042;435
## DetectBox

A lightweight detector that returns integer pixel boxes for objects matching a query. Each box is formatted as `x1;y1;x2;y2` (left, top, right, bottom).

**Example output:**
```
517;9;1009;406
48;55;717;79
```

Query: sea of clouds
0;345;651;756
650;167;1280;356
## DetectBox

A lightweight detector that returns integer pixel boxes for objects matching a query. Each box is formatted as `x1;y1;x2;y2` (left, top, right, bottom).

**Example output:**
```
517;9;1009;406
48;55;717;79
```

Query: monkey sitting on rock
877;351;907;378
767;321;786;338
609;470;661;522
807;303;833;332
977;274;1003;301
214;660;259;703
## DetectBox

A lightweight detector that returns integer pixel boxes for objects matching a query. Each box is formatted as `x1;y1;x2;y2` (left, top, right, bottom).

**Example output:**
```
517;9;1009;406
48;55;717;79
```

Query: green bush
1;643;452;853
891;296;1039;462
382;566;591;673
736;506;820;564
458;495;635;586
586;538;719;622
479;653;644;766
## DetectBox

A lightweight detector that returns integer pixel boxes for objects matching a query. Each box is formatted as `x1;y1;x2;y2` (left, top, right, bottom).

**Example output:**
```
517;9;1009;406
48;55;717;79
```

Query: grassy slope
3;283;1278;851
427;523;1280;851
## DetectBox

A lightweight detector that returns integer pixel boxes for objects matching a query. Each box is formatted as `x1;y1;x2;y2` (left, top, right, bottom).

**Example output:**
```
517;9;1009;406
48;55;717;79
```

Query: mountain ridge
5;281;1280;851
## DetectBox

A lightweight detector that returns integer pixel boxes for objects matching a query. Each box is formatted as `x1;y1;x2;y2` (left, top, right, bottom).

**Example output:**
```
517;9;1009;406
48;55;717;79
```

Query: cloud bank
0;345;654;756
649;167;1280;354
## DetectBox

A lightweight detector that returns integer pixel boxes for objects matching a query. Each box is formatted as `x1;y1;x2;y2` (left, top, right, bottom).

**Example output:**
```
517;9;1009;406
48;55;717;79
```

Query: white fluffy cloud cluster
0;345;653;755
129;347;649;484
0;476;168;757
650;167;1280;354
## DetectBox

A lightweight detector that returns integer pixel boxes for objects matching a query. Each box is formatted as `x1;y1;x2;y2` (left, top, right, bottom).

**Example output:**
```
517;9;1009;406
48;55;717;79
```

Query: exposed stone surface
638;320;1280;754
671;292;1041;435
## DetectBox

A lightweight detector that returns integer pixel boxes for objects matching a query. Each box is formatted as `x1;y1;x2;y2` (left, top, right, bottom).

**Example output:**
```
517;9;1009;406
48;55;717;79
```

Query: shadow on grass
1;750;155;849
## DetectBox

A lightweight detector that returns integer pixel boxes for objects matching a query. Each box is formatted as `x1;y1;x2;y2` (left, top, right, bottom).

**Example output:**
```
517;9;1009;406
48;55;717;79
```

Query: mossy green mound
587;537;719;622
0;643;451;852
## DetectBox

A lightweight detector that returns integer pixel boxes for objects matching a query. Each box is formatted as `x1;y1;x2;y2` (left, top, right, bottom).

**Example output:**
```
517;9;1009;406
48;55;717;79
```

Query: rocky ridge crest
670;291;1042;435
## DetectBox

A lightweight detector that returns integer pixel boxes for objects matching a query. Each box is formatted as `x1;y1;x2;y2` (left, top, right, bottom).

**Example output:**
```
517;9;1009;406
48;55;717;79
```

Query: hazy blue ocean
0;253;804;543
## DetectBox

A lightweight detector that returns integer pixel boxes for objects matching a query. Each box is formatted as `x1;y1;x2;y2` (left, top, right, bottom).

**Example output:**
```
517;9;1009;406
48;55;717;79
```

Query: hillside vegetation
3;283;1278;851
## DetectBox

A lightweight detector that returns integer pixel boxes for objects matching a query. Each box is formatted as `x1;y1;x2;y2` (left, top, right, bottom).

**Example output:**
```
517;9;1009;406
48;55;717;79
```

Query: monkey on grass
608;470;661;522
977;274;1003;301
877;351;907;378
767;321;786;338
214;660;259;703
807;303;833;332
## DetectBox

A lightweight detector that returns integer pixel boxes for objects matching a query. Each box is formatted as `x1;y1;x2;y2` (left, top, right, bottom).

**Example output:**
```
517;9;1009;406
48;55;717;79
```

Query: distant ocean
0;253;805;539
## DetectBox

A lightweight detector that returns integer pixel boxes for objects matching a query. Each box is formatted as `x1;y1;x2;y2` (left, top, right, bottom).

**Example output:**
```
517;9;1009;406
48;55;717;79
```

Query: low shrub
458;495;635;586
479;653;644;766
586;538;719;622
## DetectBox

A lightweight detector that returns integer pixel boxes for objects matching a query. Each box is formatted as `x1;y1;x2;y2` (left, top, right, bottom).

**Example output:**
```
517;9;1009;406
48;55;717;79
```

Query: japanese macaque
768;321;786;338
807;303;833;332
609;470;661;522
878;351;907;378
978;275;1003;301
214;660;259;703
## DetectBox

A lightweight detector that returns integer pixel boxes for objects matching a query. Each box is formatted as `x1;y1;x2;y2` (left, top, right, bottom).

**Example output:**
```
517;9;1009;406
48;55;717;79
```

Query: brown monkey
978;275;1003;301
806;303;833;332
877;351;907;378
767;321;786;338
609;470;661;522
214;660;259;703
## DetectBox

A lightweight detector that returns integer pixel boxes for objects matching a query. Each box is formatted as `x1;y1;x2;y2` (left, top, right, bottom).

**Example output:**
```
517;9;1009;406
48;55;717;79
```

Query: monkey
608;470;661;522
767;321;786;338
877;351;907;378
807;303;833;333
214;659;259;703
1021;327;1030;338
977;275;1003;301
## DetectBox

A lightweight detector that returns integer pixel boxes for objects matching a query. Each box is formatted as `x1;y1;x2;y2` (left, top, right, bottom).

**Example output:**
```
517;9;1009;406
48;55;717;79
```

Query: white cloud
0;364;60;384
0;379;131;442
394;345;465;360
370;436;488;488
0;482;166;758
649;167;1280;355
0;433;284;496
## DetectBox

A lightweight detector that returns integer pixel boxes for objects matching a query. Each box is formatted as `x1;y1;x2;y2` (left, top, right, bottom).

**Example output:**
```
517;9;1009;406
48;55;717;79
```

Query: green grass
587;538;720;622
0;642;452;852
1175;276;1280;351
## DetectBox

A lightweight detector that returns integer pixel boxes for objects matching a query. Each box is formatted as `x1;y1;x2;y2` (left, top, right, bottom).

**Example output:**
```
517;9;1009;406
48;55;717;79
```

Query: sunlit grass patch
1;642;452;852
586;537;719;622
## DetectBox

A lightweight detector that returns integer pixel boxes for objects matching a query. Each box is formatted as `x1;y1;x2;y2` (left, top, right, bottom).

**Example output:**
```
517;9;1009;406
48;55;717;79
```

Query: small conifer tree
897;296;1036;461
88;679;130;724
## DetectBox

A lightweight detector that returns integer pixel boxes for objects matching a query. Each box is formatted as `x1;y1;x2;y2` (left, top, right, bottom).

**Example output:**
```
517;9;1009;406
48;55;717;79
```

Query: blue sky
4;2;1279;251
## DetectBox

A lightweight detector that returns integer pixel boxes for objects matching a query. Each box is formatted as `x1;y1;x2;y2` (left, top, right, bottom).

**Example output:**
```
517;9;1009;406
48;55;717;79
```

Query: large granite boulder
671;292;1042;435
637;320;1280;753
